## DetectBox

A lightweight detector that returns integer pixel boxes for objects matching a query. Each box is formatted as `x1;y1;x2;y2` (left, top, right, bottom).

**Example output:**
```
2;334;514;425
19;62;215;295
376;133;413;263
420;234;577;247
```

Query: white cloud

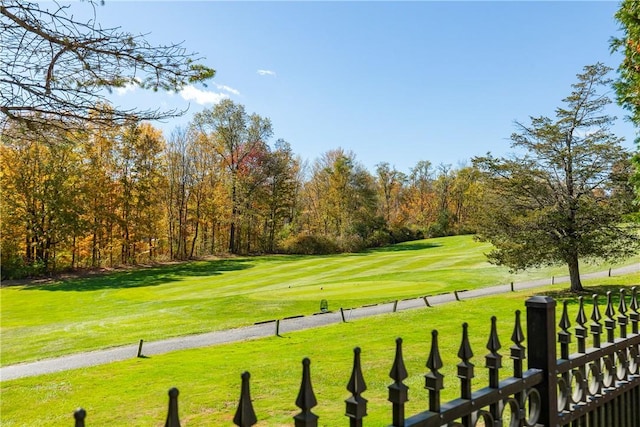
215;83;241;96
179;85;228;105
115;82;137;96
257;69;277;77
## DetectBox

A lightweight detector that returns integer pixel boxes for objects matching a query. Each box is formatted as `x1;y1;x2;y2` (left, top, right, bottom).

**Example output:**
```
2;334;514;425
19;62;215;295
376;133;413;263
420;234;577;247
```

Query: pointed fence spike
510;310;526;378
591;294;602;323
511;310;525;346
388;338;409;427
345;347;368;424
631;287;639;313
486;316;501;354
234;372;257;427
390;337;408;383
485;316;502;388
457;323;474;363
605;291;616;319
604;291;617;343
631;287;639;334
347;347;367;395
590;294;603;348
558;301;572;360
575;296;588;353
426;330;445;412
294;358;318;427
74;408;86;427
427;330;444;372
164;387;180;427
559;301;571;332
619;289;628;316
456;323;474;400
576;296;587;326
618;289;629;339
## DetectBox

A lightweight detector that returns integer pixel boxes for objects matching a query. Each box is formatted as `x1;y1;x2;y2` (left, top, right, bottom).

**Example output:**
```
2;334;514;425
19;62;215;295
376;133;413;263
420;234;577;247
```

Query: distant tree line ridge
0;99;490;278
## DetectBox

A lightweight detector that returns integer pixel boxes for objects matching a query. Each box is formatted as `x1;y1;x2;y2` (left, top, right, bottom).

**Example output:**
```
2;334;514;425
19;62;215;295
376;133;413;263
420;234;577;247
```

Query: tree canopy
612;0;640;201
612;0;640;126
473;63;639;292
0;0;215;131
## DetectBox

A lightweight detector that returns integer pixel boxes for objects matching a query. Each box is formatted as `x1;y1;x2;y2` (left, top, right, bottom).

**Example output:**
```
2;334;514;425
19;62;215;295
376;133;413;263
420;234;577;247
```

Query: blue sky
85;1;636;173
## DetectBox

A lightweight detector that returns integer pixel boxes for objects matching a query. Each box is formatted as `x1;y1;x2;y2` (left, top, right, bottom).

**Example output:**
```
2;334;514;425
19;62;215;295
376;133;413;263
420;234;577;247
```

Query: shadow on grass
541;283;639;309
21;258;254;292
363;241;442;254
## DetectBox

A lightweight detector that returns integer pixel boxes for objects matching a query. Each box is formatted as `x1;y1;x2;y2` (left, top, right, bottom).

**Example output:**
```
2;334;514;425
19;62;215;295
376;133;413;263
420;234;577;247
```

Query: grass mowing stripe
2;235;638;365
2;274;638;426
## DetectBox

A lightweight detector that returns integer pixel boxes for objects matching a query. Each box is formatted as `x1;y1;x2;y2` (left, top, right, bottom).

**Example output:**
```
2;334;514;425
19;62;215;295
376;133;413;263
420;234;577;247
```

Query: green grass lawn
2;235;638;365
1;274;638;426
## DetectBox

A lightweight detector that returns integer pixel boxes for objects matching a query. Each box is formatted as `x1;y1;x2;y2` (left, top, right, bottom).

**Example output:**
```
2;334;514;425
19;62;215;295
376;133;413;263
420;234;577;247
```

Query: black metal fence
73;288;640;426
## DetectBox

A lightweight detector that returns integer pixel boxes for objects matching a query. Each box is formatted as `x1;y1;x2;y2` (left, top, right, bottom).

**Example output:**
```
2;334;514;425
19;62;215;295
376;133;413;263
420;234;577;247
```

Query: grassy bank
1;273;638;426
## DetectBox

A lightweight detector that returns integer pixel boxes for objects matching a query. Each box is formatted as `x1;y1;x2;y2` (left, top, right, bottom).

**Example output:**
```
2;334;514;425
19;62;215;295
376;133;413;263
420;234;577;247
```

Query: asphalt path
1;264;638;381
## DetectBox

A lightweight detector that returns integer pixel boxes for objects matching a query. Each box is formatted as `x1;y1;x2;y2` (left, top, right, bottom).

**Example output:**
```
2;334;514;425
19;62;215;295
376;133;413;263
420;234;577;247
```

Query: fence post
525;296;558;427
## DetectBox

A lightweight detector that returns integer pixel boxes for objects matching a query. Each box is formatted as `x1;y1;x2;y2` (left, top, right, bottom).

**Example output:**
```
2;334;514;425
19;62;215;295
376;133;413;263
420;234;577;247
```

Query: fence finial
234;372;257;426
164;388;180;427
388;337;409;426
345;347;367;426
73;408;86;427
426;330;444;412
590;294;602;348
485;316;502;389
510;310;526;378
630;287;639;334
457;323;474;401
604;291;617;343
618;289;628;339
575;296;587;353
559;301;571;360
294;358;318;427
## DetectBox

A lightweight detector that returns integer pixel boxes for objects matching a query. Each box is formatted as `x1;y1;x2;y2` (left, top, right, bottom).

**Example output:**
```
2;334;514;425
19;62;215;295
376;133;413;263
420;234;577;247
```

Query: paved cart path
2;264;638;381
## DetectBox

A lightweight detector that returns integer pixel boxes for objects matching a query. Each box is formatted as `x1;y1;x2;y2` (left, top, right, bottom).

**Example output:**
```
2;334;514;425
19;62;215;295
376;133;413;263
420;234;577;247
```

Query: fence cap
525;295;556;308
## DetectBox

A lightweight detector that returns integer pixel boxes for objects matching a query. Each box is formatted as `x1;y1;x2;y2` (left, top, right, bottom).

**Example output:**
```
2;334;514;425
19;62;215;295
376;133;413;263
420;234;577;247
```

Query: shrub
389;226;423;243
280;234;341;255
365;229;393;248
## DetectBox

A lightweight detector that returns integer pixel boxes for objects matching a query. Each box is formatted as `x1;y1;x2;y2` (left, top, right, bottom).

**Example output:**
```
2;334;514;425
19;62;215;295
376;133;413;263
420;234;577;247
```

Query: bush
365;229;393;248
336;234;366;253
280;234;341;255
389;226;423;243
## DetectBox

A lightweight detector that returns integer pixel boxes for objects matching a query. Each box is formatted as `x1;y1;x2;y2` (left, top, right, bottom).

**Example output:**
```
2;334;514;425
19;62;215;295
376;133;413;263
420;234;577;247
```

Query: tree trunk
567;254;584;292
190;219;199;259
229;220;236;253
229;180;237;254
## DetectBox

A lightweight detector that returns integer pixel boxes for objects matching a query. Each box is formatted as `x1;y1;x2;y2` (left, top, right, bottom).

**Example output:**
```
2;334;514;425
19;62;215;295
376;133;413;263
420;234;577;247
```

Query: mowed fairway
2;235;637;365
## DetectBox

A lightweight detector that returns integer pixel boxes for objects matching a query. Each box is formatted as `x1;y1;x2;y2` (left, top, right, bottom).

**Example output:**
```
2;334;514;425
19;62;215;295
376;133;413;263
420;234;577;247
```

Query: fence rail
72;288;640;426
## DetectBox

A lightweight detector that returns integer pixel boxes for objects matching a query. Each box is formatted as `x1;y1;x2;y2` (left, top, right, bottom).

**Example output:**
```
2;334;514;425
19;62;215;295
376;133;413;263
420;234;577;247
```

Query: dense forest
0;99;493;278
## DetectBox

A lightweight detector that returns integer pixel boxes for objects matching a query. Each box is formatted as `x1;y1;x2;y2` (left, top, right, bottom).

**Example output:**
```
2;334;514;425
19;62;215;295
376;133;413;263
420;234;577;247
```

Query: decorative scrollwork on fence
556;288;640;426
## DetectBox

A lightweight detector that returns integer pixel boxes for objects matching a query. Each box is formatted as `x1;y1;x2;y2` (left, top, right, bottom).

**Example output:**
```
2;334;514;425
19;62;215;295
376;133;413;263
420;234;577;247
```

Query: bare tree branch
0;0;215;132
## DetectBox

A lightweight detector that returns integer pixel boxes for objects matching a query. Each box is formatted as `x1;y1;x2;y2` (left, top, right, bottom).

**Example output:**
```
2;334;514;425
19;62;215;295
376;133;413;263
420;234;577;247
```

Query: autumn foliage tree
0;123;84;273
192;100;273;253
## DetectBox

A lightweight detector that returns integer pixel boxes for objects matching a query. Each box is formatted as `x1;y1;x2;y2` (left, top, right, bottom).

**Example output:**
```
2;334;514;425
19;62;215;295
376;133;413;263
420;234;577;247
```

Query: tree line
2;0;639;289
0;99;488;278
